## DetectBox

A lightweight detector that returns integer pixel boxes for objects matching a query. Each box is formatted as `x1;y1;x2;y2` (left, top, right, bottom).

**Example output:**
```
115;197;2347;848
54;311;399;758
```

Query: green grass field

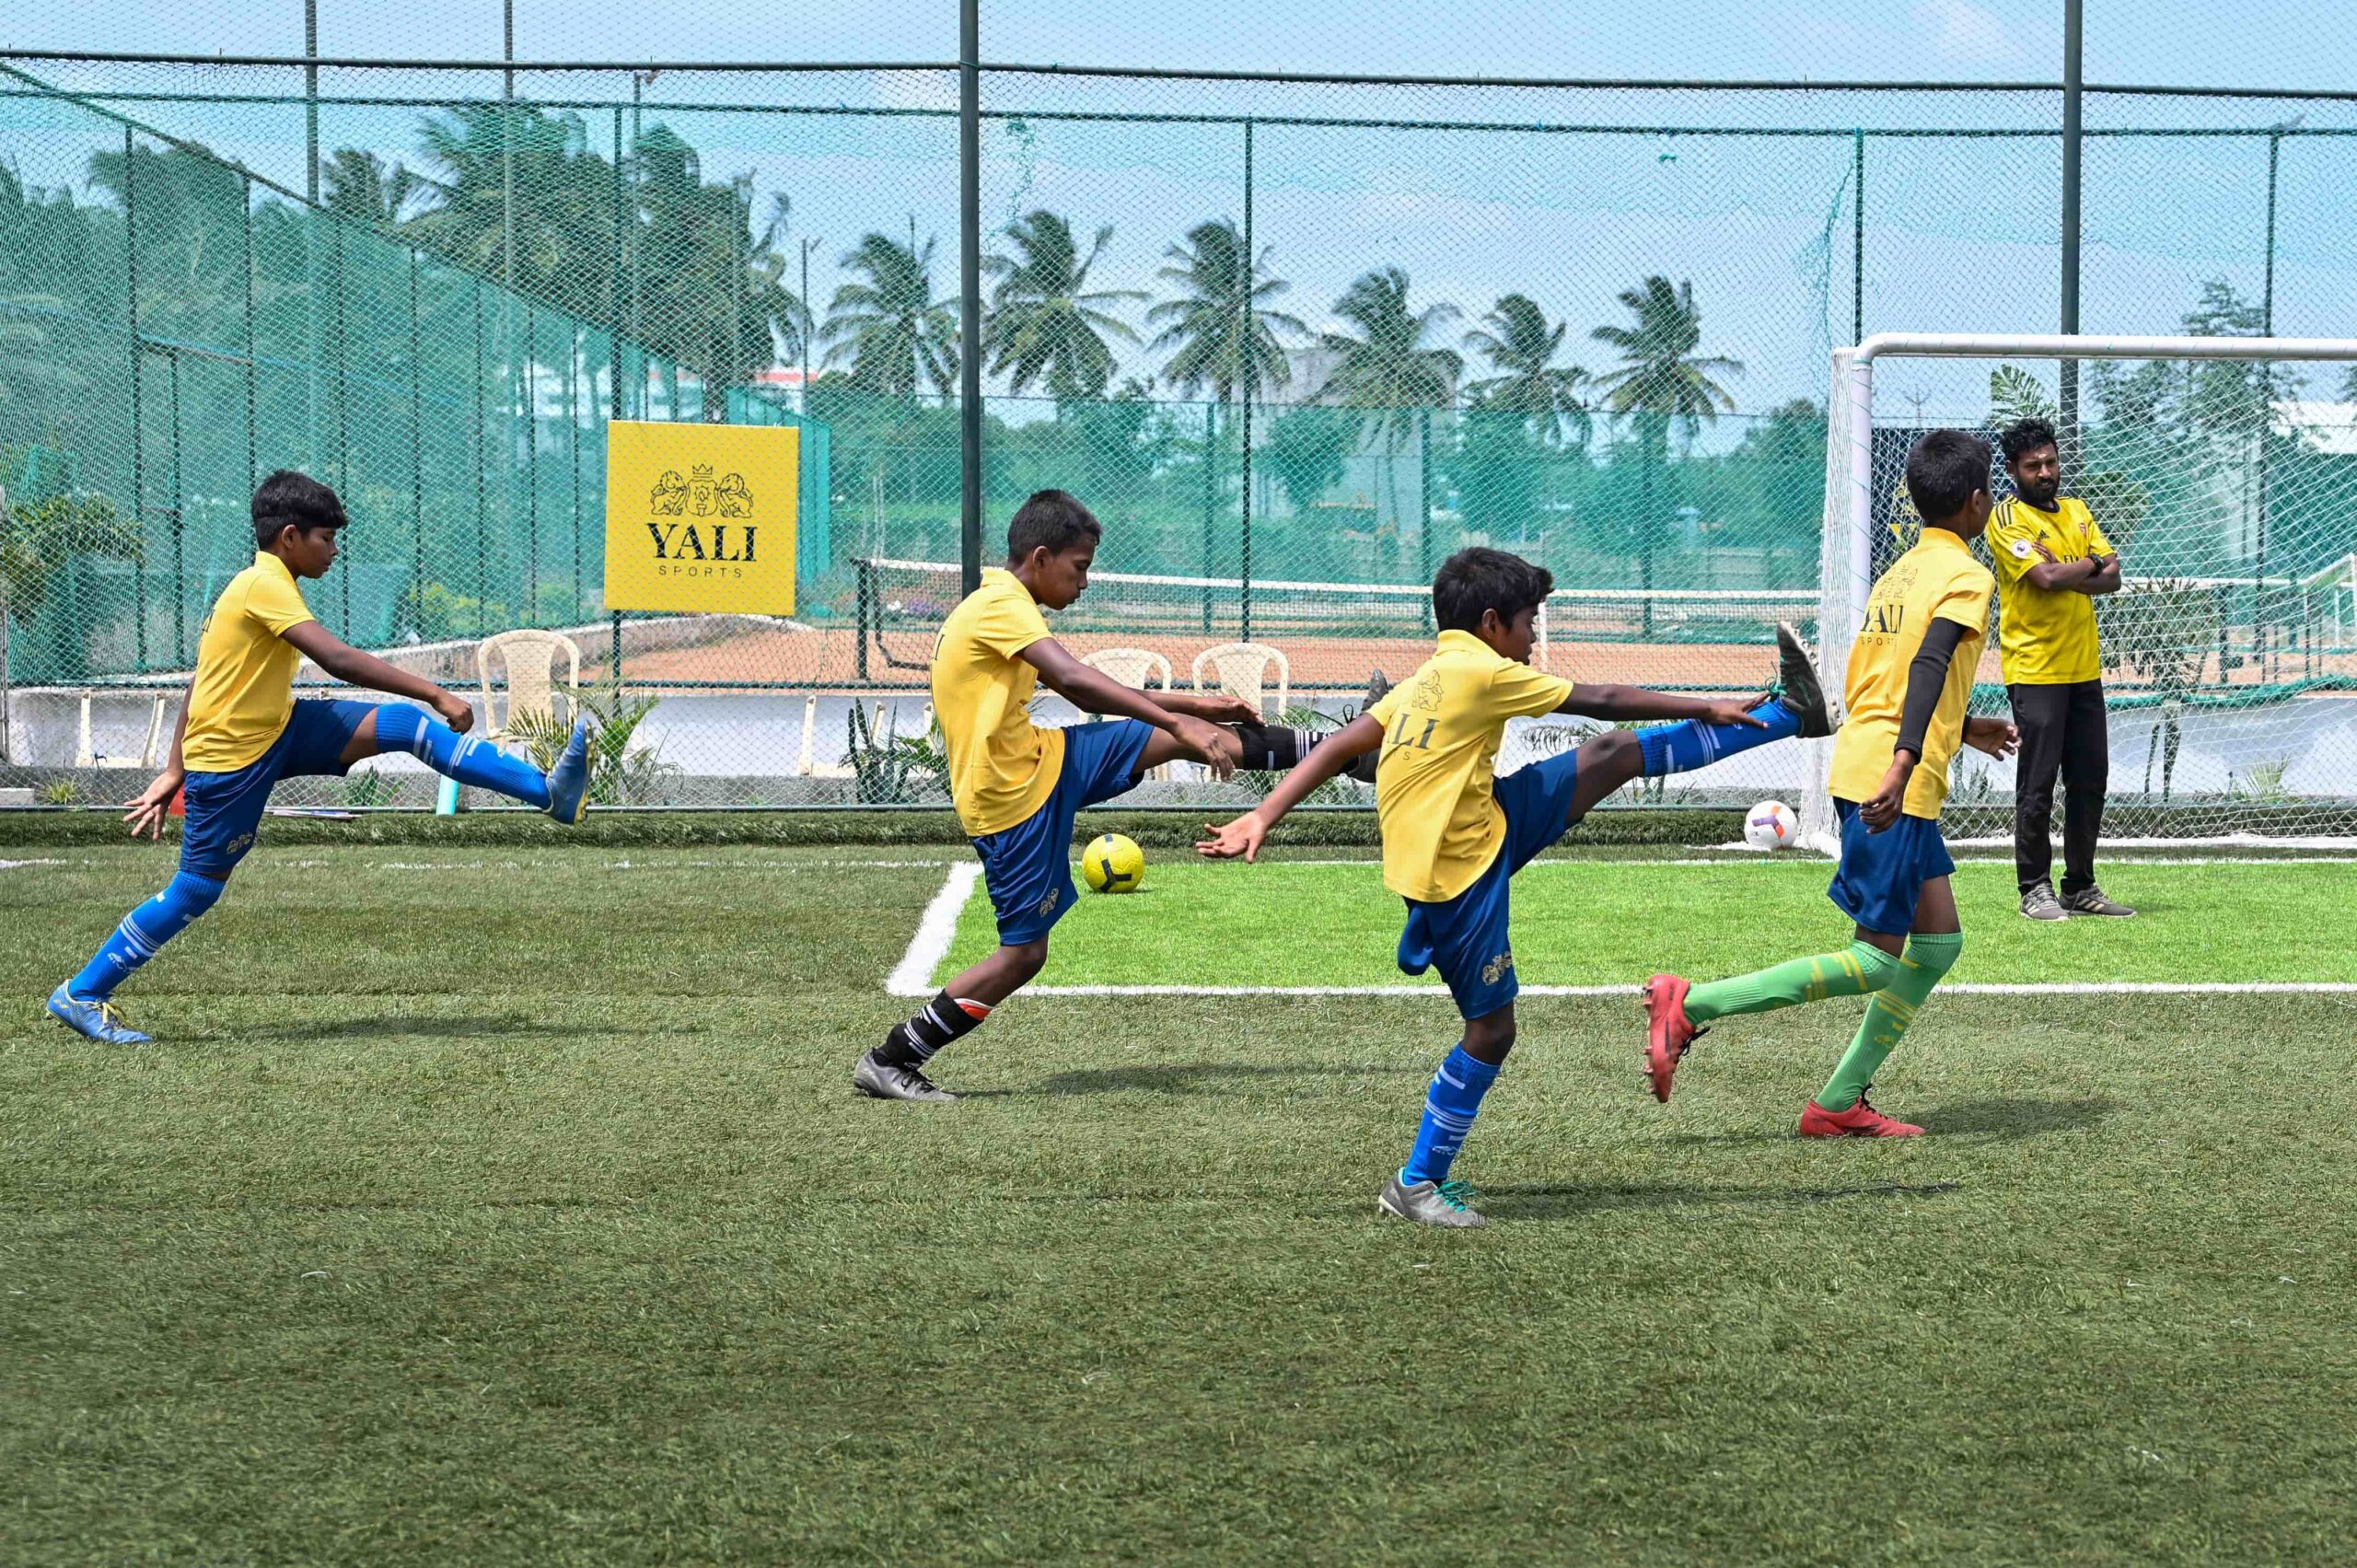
938;853;2357;987
6;843;2356;1566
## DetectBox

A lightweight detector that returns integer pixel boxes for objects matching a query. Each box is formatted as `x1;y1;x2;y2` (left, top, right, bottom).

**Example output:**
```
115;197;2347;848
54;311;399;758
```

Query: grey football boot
2019;881;2069;922
2062;884;2136;917
1774;623;1836;738
1378;1170;1488;1228
853;1048;959;1102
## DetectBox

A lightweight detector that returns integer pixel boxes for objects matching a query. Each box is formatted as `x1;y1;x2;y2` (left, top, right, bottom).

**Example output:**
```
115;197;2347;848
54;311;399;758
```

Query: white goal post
1806;332;2357;851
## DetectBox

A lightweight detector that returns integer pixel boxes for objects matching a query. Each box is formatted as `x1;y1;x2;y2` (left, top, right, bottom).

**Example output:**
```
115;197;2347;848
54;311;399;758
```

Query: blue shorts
1397;747;1585;1021
1826;798;1957;936
179;699;380;879
972;719;1155;946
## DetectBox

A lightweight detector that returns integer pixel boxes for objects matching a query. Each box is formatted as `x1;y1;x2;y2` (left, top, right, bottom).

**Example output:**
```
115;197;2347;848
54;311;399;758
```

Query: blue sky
10;1;2352;92
8;4;2357;424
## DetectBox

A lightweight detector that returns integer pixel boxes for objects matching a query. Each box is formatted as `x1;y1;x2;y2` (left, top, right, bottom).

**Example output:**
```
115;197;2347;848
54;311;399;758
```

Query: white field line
0;858;66;871
887;863;984;997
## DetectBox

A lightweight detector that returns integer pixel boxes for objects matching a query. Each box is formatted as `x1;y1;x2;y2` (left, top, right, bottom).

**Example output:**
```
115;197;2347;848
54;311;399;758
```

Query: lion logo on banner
650;470;689;516
714;472;753;517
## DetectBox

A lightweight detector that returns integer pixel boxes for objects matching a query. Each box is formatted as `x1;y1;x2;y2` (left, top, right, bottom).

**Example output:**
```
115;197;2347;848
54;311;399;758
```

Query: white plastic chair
1191;642;1290;721
475;629;583;745
1082;647;1174;693
1085;647;1177;777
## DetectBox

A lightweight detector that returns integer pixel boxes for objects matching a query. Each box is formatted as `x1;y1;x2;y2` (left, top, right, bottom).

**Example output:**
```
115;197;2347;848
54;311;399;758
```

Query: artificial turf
4;844;2353;1565
939;853;2357;988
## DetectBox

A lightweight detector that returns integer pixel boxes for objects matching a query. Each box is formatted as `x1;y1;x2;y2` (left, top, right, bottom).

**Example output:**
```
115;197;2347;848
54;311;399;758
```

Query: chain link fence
6;46;2357;817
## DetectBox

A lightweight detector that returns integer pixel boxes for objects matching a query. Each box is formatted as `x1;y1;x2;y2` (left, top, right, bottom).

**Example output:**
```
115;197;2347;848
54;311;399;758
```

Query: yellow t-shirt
181;552;317;772
1828;528;1995;820
932;567;1067;836
1986;494;2114;685
1364;630;1575;902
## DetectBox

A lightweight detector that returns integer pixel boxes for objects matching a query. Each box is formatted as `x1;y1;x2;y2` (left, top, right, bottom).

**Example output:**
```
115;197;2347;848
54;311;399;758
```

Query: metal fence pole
2059;0;2084;449
166;350;183;668
239;175;258;492
472;276;488;638
958;0;983;598
1852;129;1866;344
303;0;318;203
124;125;145;676
1201;401;1215;633
409;248;424;626
525;302;539;623
1240;116;1254;645
332;219;351;635
2262;129;2282;333
610;104;626;680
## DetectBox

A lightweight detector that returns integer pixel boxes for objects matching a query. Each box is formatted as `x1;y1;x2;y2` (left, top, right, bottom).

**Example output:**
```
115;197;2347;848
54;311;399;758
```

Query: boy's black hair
1904;429;1994;526
1006;489;1102;561
1432;546;1554;635
251;470;347;548
1998;416;2059;467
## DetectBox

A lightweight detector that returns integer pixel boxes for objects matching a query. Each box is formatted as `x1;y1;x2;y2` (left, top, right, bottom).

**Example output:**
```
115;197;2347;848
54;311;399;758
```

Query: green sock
1817;932;1964;1110
1685;940;1902;1024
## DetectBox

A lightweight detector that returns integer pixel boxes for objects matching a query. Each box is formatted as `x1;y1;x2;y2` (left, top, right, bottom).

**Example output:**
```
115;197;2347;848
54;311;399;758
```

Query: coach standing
1988;417;2135;921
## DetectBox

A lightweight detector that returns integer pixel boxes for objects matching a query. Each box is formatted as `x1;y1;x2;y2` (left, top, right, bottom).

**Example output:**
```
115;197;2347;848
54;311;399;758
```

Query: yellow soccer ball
1082;832;1146;894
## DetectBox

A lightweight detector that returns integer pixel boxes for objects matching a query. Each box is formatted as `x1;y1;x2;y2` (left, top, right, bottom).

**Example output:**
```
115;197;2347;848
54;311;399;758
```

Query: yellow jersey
1828;527;1995;820
181;552;318;772
1986;494;2114;685
1364;629;1574;902
932;567;1065;836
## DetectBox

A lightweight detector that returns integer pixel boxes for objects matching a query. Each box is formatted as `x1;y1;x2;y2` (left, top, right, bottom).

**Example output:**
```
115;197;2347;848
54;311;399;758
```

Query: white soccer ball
1744;799;1800;851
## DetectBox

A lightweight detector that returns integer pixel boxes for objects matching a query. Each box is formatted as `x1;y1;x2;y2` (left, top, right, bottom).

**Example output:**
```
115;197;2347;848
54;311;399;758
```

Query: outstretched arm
1197;713;1385;862
1020;637;1234;776
1144;688;1264;726
1558;684;1766;728
282;621;475;730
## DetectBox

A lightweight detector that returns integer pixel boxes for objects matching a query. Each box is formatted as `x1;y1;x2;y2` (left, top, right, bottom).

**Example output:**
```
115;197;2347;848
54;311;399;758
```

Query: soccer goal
1807;332;2357;851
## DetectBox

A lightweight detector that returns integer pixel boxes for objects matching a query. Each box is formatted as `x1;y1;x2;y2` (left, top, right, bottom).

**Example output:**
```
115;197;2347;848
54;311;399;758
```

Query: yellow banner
603;421;798;615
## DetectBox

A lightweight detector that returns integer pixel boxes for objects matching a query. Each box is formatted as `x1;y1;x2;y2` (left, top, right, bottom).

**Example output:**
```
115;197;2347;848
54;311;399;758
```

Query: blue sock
68;871;226;1000
1636;696;1801;778
385;705;552;809
1401;1043;1502;1187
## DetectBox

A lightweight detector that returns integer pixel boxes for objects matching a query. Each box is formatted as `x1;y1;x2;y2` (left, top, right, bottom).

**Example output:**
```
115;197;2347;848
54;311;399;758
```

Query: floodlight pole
958;0;983;597
2060;0;2084;448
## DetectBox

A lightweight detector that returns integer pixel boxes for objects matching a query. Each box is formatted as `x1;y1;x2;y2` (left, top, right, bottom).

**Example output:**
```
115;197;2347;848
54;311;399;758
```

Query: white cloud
1912;0;2024;64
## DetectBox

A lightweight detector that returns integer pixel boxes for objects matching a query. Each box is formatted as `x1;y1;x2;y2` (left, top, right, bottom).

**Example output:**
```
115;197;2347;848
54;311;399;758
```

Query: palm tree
821;228;958;404
1320;267;1461;566
319;149;427;228
1591;275;1741;626
1147;217;1303;402
1463;293;1588;448
984;210;1141;402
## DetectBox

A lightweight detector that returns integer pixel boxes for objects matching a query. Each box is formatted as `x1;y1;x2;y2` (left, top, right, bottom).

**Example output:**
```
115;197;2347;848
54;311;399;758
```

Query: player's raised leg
354;703;591;823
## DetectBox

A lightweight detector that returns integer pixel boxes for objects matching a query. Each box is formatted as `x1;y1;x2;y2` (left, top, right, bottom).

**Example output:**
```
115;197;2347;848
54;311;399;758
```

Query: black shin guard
1229;724;1304;772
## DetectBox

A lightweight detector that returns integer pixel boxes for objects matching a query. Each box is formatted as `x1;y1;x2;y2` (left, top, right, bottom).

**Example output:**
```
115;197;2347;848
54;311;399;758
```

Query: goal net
1810;333;2357;850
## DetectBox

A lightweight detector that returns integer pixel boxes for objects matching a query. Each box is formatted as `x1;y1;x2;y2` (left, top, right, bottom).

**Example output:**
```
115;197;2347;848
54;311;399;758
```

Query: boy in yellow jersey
853;489;1355;1102
48;471;590;1045
1990;416;2133;921
1641;430;2020;1137
1197;547;1831;1226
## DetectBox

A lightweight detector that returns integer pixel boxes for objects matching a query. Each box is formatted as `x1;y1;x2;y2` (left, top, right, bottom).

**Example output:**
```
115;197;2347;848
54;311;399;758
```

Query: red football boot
1641;974;1701;1103
1798;1092;1924;1137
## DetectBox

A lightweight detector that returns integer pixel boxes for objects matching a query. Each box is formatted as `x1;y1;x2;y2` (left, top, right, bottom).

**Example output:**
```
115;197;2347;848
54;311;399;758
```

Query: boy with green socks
1642;429;2018;1134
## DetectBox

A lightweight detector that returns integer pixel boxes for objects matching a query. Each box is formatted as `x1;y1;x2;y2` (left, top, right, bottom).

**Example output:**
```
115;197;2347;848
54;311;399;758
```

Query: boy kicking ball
1642;429;2019;1135
853;489;1366;1102
1196;545;1831;1227
48;470;590;1045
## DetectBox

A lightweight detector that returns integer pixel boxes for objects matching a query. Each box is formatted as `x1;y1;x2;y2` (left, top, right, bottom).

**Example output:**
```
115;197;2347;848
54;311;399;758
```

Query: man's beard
2020;478;2060;507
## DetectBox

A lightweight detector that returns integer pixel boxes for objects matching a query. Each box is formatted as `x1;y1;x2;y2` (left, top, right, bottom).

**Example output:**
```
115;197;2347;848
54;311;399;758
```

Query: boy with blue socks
49;470;590;1045
1198;546;1830;1226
